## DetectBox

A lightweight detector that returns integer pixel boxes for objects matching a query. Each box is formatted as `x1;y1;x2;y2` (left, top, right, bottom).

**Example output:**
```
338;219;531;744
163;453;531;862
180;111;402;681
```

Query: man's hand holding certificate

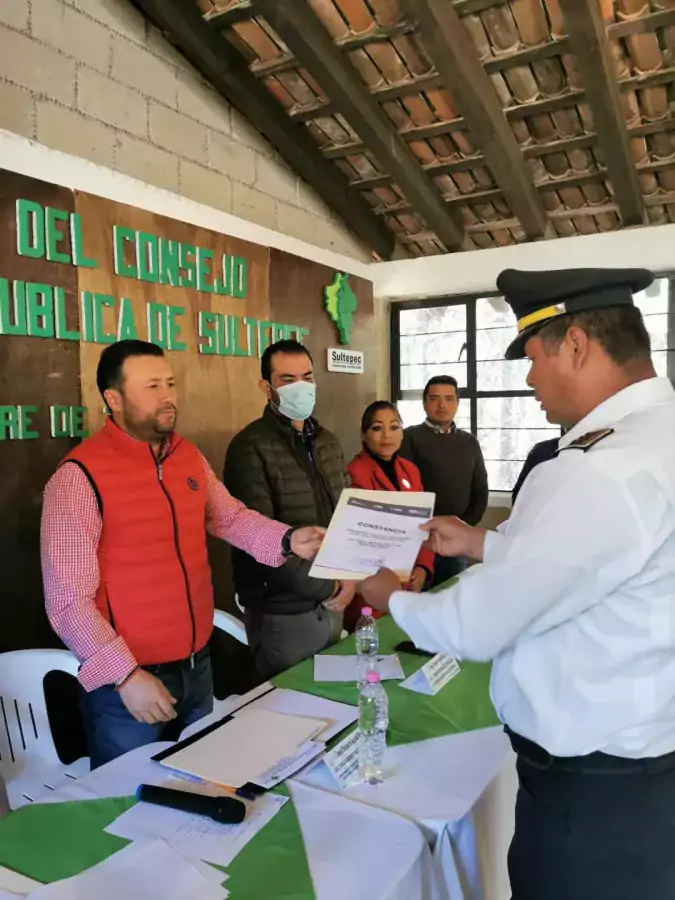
309;488;435;582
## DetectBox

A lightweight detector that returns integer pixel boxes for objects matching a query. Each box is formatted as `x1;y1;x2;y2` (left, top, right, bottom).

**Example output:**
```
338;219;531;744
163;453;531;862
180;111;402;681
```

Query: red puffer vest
62;418;213;665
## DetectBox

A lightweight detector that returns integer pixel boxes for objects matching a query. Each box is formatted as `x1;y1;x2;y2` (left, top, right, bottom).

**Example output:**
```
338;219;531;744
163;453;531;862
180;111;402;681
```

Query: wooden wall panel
269;248;377;463
74;192;271;469
0;171;81;652
0;175;376;656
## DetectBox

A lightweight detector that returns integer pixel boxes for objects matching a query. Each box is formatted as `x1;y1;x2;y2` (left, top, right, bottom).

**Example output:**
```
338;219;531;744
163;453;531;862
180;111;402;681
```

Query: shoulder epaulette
558;427;614;453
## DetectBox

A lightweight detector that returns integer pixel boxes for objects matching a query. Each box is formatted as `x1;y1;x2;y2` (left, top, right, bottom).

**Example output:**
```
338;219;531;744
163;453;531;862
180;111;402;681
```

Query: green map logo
323;272;357;345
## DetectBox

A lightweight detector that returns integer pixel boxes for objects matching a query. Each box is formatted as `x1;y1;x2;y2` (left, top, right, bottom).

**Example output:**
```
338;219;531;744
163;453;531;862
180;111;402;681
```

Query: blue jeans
82;646;214;769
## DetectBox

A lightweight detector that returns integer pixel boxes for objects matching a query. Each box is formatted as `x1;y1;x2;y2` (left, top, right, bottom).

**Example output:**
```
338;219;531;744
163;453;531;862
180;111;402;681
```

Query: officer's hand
324;580;358;612
117;669;177;724
358;568;402;612
421;516;487;561
290;526;326;559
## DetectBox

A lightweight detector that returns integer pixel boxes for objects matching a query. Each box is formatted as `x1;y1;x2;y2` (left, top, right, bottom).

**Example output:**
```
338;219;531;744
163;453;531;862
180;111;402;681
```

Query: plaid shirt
41;450;287;691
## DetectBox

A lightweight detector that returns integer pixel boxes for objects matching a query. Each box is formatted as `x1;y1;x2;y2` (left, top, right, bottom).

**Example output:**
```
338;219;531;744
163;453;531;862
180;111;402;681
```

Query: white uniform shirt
390;377;675;758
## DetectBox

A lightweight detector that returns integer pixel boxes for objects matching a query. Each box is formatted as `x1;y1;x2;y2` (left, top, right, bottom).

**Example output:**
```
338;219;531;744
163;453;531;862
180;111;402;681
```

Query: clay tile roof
183;1;675;257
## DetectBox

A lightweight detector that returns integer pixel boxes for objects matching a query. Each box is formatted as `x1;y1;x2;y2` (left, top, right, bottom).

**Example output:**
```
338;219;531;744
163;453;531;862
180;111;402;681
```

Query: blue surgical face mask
274;380;316;421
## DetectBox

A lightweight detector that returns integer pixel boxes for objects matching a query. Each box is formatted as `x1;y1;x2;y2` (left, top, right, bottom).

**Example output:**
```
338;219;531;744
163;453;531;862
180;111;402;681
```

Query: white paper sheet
245;688;359;742
252;740;326;789
33;783;99;805
192;862;229;887
75;742;176;799
160;708;323;788
56;743;239;805
310;488;435;580
25;839;228;900
0;865;41;895
314;654;405;682
178;684;275;742
105;794;288;868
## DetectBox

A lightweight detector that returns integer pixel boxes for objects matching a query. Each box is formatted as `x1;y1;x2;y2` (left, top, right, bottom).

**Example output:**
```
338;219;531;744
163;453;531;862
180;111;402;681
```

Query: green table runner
274;615;499;746
0;787;314;899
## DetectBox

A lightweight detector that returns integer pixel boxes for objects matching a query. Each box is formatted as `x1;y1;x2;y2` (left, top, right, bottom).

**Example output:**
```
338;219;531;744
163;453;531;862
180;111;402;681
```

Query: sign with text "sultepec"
327;348;364;374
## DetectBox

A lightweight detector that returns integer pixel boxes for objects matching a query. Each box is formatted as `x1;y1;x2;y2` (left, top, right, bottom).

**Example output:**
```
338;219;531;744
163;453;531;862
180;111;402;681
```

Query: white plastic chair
213;608;248;645
0;649;89;809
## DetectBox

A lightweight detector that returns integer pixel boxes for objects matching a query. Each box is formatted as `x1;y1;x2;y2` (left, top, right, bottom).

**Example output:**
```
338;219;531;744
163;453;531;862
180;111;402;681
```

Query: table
0;741;432;900
275;616;516;900
0;616;515;899
295;728;514;900
0;670;438;900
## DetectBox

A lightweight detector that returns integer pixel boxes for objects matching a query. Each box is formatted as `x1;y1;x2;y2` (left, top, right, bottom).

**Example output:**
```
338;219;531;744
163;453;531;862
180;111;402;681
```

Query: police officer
359;267;675;900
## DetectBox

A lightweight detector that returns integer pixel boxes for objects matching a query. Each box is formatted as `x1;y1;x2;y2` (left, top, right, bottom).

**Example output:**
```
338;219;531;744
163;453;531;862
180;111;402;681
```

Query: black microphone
137;784;247;824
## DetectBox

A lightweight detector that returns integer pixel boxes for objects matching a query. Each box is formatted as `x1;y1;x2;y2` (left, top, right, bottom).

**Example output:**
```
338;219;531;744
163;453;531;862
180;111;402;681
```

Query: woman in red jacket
344;401;434;629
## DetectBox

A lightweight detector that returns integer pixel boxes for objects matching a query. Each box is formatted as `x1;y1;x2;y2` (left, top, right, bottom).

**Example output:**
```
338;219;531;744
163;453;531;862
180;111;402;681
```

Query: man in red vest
41;340;324;767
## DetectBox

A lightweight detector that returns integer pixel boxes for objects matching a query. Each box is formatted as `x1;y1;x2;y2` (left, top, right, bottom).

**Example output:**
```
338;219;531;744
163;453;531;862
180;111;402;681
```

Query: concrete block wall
0;0;372;262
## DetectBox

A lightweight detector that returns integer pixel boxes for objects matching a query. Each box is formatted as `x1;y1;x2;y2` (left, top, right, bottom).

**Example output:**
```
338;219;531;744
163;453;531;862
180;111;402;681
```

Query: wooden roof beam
645;191;675;207
337;21;416;52
295;74;655;132
607;9;675;40
288;72;444;123
205;1;252;29
631;118;675;138
558;0;644;226
383;168;615;214
352;135;600;189
129;0;395;259
203;4;675;55
484;38;570;74
536;169;609;192
445;188;503;207
395;114;674;155
403;0;548;239
255;33;571;81
398;231;445;244
250;21;417;78
253;0;467;252
454;0;509;14
384;179;675;221
523;133;597;158
464;205;623;233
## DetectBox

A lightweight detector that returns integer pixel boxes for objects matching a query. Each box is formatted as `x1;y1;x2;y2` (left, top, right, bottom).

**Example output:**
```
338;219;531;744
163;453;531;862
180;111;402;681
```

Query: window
391;278;675;492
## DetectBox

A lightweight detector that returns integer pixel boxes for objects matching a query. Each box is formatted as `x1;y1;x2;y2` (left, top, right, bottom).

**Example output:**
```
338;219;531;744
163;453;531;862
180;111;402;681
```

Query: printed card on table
400;654;460;696
321;729;362;790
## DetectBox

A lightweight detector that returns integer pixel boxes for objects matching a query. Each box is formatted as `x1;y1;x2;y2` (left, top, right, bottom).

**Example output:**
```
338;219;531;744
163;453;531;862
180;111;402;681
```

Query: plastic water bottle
355;606;378;688
358;671;389;784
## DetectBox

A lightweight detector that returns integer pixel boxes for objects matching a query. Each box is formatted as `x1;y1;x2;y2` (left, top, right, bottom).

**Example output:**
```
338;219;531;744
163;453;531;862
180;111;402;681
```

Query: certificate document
310;489;435;581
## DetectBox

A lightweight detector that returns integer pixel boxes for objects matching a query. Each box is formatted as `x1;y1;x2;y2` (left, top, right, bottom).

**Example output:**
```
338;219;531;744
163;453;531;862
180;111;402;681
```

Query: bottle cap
361;607;373;616
365;671;381;683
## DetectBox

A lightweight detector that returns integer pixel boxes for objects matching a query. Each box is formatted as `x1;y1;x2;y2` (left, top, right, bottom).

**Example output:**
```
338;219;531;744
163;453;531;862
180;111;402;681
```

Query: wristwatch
281;527;296;558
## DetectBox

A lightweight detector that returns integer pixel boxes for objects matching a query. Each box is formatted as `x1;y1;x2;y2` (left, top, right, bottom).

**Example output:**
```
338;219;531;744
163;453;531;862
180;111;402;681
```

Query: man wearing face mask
224;339;353;679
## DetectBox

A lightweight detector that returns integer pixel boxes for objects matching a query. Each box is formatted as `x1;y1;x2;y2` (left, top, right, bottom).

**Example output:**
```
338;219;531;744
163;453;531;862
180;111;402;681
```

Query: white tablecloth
289;781;434;900
294;725;516;900
25;742;433;900
17;688;516;899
